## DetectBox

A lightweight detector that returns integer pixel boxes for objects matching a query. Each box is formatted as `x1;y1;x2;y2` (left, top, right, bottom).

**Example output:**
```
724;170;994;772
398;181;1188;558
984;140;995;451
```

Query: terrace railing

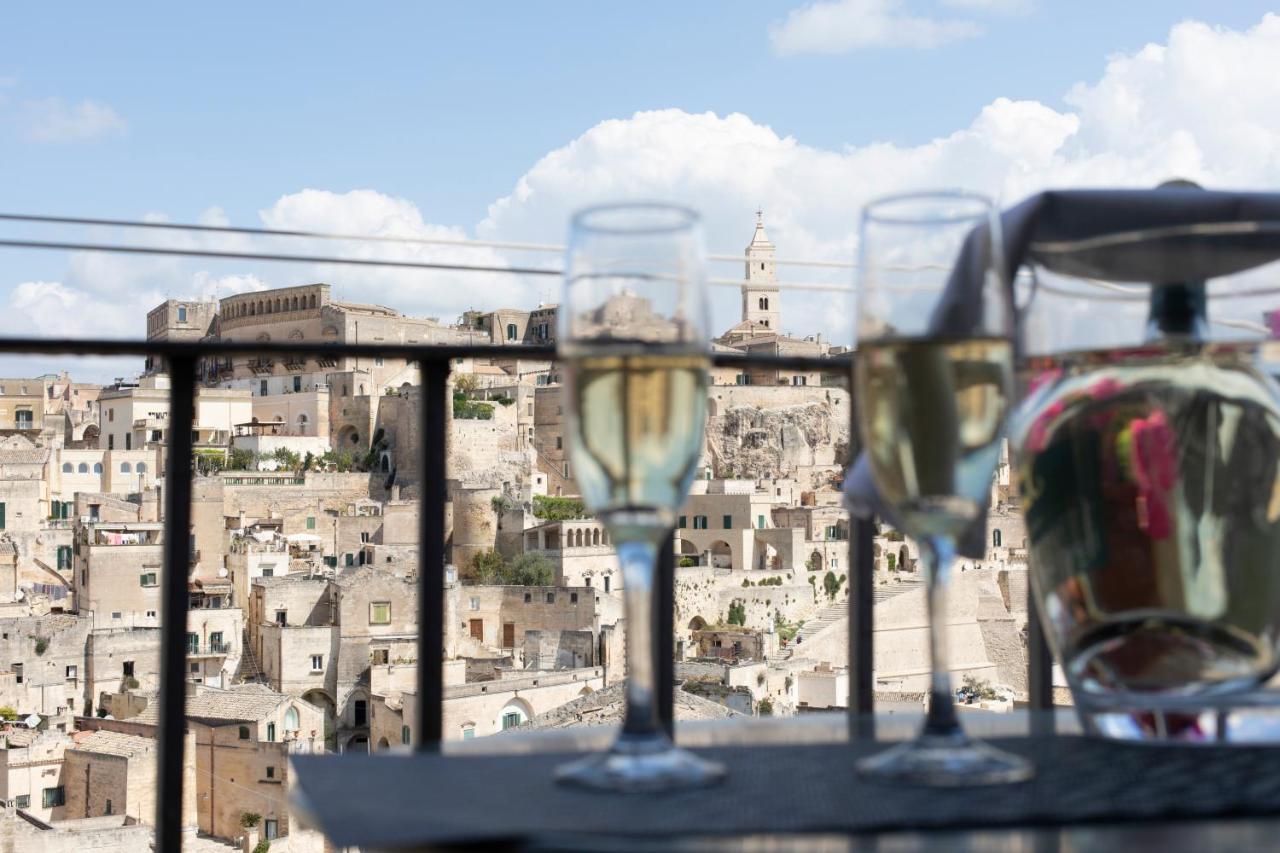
0;211;1053;850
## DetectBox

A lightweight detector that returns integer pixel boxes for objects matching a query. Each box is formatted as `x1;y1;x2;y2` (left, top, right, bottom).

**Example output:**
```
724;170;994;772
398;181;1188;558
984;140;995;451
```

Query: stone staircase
234;629;266;684
778;578;927;660
875;576;924;605
186;834;243;852
780;601;847;659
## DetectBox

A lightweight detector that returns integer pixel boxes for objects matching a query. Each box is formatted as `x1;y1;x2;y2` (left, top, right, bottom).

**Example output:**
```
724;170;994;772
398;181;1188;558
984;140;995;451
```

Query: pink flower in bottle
1130;410;1179;539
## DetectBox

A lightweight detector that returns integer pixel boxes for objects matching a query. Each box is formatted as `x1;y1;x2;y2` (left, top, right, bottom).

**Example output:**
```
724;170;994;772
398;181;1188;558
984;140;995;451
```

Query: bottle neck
1146;281;1207;342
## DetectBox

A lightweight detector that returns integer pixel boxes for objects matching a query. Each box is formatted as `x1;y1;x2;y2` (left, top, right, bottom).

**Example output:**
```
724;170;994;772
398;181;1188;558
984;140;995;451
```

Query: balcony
186;641;231;657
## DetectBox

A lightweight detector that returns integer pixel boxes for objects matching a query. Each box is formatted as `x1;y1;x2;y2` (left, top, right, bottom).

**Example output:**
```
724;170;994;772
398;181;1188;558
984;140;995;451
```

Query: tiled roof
71;729;154;758
130;685;289;726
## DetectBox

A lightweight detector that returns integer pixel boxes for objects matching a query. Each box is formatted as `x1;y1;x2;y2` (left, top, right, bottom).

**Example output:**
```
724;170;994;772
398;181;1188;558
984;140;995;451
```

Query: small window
65;665;76;679
78;462;89;473
311;654;324;671
93;463;102;474
239;725;250;740
12;663;21;684
122;660;134;677
120;462;131;473
62;462;73;473
570;592;578;604
266;722;276;742
293;376;302;392
375;357;385;366
993;529;1003;547
723;515;733;530
111;612;121;620
177;306;187;323
545;592;555;604
555;436;562;450
306;516;316;530
42;786;65;808
603;576;611;593
469;596;480;611
506;323;518;341
266;766;275;779
758;515;766;529
139;572;158;587
14;794;29;809
403;725;412;744
372;648;389;665
369;602;391;625
523;592;532;603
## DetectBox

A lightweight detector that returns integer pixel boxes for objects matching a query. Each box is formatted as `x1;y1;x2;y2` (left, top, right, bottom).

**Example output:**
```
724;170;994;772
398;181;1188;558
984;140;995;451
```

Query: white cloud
940;0;1032;15
8;13;1280;370
20;98;126;142
770;0;983;55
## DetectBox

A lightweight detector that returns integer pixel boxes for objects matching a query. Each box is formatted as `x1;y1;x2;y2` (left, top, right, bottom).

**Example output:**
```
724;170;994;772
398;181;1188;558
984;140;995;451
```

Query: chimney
390;484;401;501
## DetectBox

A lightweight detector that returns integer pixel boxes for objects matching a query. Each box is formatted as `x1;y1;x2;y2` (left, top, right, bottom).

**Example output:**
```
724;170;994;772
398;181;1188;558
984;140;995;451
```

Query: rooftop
71;729;155;758
131;684;298;726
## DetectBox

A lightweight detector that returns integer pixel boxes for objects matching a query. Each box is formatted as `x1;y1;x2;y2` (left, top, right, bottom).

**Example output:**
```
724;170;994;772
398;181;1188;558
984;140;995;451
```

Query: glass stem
922;535;962;738
616;533;663;738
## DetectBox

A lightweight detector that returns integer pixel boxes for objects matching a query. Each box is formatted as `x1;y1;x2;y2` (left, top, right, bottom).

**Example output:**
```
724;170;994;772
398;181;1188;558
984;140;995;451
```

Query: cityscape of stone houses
0;215;1032;850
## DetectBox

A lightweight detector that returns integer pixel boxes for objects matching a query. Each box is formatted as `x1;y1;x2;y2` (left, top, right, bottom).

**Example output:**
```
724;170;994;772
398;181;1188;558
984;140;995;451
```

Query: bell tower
742;210;779;332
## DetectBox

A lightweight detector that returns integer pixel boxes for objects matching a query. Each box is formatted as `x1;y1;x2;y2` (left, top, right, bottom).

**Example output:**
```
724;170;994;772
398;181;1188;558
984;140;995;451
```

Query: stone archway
687;615;708;632
808;551;823;572
708;540;733;570
376;737;390;751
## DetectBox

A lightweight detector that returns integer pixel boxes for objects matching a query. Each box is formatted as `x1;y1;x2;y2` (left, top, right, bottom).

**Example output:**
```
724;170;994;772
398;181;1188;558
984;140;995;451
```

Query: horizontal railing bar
0;211;857;269
0;337;851;373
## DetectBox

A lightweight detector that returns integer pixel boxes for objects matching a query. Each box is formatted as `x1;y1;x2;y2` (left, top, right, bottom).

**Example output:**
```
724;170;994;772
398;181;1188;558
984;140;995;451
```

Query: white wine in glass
554;203;725;792
855;191;1032;785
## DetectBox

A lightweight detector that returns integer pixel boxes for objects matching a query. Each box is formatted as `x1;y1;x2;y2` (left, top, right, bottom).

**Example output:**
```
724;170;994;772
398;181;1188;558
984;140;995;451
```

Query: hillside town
0;215;1032;850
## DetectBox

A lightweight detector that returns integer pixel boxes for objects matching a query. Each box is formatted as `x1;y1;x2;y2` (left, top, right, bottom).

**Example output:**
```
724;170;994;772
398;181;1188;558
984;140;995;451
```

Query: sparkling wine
565;347;708;523
857;336;1014;539
1013;344;1280;699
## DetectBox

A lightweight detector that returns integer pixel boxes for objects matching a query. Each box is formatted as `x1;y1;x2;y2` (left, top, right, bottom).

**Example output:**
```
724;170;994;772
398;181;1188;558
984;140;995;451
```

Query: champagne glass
855;191;1032;784
554;202;725;792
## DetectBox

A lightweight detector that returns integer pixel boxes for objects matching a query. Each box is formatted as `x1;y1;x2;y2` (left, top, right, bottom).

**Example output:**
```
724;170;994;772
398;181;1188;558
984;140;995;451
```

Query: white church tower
742;209;780;332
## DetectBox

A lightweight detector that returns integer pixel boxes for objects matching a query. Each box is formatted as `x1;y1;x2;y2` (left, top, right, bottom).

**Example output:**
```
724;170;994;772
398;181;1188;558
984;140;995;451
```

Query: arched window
992;529;1002;547
285;706;300;731
292;296;299;310
592;529;600;546
62;462;72;473
136;462;147;474
93;463;102;474
310;294;317;308
77;463;88;473
120;462;132;473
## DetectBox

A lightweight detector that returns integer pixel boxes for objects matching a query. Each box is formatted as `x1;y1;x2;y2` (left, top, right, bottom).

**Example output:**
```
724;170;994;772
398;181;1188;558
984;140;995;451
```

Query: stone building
0;728;74;820
71;521;165;629
519;520;620;590
93;684;321;842
62;729;158;823
97;375;251;454
0;613;90;717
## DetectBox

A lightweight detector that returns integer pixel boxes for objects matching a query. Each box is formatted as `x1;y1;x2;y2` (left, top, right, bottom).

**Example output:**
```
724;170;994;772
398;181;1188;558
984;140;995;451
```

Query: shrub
452;396;494;420
727;601;746;626
240;811;262;829
677;557;697;568
253;841;271;853
757;698;774;716
532;495;586;521
0;706;17;721
468;550;508;585
494;395;514;406
823;571;841;601
33;637;48;656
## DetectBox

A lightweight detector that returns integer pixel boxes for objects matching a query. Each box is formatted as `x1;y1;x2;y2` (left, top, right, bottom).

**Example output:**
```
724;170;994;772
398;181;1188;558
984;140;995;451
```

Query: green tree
453;373;481;395
509;553;555;586
757;698;774;716
272;447;301;471
823;571;841;601
469;550;508;585
0;706;17;721
226;448;257;471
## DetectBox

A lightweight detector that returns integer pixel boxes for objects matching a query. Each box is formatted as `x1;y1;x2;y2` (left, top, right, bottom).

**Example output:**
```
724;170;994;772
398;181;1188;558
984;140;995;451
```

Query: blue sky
1;2;1279;376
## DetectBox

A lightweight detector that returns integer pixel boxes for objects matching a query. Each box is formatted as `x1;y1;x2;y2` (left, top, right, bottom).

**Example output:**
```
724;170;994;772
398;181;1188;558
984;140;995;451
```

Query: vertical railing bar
849;517;876;740
156;354;196;850
1027;572;1055;736
656;530;675;737
847;355;875;740
416;355;449;751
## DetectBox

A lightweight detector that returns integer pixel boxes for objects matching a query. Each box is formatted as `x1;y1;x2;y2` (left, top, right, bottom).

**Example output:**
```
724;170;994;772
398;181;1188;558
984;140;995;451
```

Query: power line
0;211;857;269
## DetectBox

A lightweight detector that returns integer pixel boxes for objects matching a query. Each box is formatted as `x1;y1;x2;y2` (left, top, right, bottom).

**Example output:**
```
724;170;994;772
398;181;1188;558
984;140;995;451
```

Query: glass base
856;731;1033;786
555;731;726;793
